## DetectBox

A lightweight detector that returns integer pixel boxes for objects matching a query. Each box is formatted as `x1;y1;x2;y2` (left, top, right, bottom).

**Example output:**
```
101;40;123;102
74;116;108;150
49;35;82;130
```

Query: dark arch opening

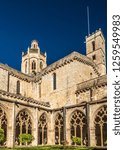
15;110;32;145
0;107;7;145
55;113;63;145
38;113;47;145
70;110;87;146
94;105;107;147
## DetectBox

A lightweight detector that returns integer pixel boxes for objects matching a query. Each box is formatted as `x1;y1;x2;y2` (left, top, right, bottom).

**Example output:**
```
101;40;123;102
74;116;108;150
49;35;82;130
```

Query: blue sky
0;0;107;71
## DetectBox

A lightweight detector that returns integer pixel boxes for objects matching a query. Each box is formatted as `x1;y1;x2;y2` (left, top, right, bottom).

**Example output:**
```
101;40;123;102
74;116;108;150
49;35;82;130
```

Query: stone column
89;105;96;147
89;104;98;147
90;127;96;146
86;103;90;146
7;103;15;148
47;112;55;145
32;108;38;146
63;107;66;143
66;111;71;145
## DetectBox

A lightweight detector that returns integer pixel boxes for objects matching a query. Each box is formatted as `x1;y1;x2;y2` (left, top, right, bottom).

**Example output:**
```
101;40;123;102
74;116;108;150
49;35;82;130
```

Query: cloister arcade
94;105;107;147
0;104;107;147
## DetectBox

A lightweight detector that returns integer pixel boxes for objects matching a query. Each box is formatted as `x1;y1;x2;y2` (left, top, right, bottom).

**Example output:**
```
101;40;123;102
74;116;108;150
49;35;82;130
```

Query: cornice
75;75;107;94
0;51;100;82
0;63;33;82
34;51;100;81
0;89;50;107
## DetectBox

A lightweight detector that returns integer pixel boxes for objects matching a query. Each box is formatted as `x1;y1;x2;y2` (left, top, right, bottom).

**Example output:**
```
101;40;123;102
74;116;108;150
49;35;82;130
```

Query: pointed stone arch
94;105;107;146
15;109;32;145
38;112;48;145
0;106;7;144
54;113;63;145
32;60;36;70
70;110;87;146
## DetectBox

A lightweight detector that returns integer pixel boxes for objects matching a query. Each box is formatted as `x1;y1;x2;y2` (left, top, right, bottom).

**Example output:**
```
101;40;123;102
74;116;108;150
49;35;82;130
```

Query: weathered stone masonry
0;29;107;147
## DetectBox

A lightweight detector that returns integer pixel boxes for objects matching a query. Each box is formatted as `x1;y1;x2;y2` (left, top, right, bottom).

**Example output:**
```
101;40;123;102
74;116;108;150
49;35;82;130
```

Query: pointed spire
44;52;47;57
22;52;24;56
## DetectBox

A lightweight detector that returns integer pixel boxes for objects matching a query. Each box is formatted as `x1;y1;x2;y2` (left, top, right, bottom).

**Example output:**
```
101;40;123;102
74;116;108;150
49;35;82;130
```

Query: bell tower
86;29;106;75
21;40;47;75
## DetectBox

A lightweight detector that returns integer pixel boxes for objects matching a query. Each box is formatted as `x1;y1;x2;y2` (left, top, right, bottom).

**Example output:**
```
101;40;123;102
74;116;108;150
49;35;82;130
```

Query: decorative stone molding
0;51;100;83
75;75;107;94
0;89;50;107
0;63;32;82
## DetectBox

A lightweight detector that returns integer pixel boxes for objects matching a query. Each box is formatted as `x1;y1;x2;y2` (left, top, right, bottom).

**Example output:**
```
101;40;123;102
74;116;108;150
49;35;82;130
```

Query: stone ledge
76;75;107;94
0;89;50;107
0;51;100;82
35;51;100;81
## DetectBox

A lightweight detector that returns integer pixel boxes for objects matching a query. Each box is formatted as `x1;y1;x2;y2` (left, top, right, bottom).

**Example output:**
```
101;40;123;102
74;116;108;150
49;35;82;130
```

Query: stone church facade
0;29;107;148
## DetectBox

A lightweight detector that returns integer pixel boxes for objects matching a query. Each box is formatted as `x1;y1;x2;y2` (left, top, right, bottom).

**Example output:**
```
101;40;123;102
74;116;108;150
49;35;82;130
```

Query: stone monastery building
0;29;107;148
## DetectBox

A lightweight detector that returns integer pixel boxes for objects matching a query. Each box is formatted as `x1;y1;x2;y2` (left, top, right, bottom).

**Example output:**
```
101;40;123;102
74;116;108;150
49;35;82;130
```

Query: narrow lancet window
17;80;20;94
92;54;96;60
25;61;27;73
53;73;56;90
39;82;41;98
32;60;36;70
40;61;43;71
92;41;95;51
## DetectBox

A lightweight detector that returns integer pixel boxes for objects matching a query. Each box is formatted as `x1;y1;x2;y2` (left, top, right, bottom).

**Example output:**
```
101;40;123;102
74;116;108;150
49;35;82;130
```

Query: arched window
53;73;56;90
32;60;36;70
15;110;32;145
0;107;7;144
92;41;95;51
38;113;47;145
55;113;63;145
70;110;87;146
40;61;43;70
25;62;27;73
34;44;36;48
92;54;96;60
16;80;20;95
94;105;107;146
39;83;41;98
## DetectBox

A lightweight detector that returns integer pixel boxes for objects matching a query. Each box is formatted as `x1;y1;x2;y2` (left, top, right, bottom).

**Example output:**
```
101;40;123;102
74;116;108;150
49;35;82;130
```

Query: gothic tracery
38;113;47;145
70;110;87;146
55;113;63;145
15;110;32;144
94;105;107;146
0;107;7;142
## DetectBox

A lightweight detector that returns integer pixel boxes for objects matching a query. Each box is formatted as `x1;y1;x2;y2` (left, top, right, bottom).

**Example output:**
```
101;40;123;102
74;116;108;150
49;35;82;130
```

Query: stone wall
0;68;8;91
76;85;107;103
41;60;98;108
